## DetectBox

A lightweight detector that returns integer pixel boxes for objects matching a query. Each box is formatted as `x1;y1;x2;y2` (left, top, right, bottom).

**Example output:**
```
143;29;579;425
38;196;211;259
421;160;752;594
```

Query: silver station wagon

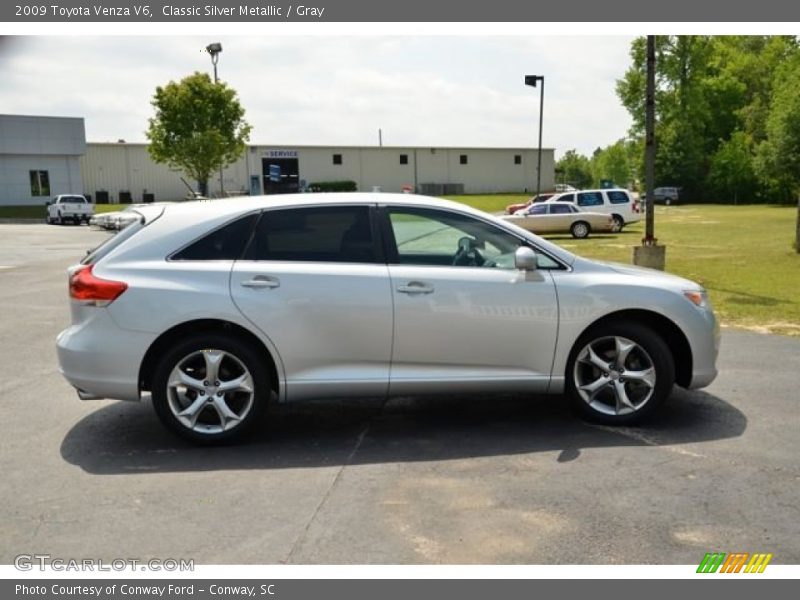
57;194;719;443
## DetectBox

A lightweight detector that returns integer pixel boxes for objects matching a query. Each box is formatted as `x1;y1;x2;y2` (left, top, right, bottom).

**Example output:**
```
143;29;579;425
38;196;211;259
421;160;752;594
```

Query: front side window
527;204;547;215
30;170;50;196
248;206;376;263
557;193;575;203
388;207;521;269
577;192;604;207
607;191;630;205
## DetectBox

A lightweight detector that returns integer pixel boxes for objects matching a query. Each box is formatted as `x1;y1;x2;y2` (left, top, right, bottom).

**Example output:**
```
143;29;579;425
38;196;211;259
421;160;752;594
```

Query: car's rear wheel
566;321;675;425
570;221;590;239
611;215;624;232
151;333;269;444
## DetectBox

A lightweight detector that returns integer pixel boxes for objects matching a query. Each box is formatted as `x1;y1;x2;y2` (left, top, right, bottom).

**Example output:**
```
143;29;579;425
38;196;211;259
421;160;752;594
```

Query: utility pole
206;42;224;197
632;35;666;270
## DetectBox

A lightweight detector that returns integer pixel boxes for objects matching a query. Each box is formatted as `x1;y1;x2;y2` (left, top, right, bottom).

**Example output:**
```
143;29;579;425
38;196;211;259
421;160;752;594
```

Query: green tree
555;149;593;189
146;72;252;196
758;56;800;250
706;131;758;204
591;140;632;188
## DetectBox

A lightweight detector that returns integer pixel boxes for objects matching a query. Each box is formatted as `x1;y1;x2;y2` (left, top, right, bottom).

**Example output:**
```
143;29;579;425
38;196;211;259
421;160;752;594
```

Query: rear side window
556;194;575;203
549;204;572;214
172;213;258;261
577;192;604;207
246;206;377;263
607;191;630;205
82;218;144;266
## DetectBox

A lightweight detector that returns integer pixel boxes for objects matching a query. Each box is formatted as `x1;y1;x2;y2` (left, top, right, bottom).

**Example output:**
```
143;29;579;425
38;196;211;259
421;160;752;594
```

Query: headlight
683;290;709;308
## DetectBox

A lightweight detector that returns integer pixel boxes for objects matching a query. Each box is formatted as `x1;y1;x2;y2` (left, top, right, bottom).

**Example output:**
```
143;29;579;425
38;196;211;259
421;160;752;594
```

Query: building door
262;158;300;194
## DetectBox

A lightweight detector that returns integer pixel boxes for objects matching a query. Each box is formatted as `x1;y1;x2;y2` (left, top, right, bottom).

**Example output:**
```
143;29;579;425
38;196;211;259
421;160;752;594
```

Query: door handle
397;282;434;295
241;276;280;289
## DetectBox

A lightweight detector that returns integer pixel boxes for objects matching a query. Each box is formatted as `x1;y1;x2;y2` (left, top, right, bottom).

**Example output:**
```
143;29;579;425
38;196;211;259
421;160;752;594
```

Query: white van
545;189;641;231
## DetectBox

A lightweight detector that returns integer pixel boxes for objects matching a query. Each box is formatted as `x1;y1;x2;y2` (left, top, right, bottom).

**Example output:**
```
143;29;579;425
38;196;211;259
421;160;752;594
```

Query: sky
0;36;635;158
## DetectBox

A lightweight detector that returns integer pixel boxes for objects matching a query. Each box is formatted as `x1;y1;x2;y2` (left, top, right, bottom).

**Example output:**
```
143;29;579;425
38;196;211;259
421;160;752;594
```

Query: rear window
607;191;630;204
171;213;259;261
59;196;86;204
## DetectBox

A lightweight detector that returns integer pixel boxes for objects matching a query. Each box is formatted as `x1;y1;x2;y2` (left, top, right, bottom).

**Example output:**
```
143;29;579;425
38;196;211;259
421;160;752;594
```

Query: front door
382;206;560;394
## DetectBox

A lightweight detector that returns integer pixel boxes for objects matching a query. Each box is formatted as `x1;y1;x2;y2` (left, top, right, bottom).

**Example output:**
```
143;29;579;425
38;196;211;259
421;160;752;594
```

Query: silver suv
57;194;719;443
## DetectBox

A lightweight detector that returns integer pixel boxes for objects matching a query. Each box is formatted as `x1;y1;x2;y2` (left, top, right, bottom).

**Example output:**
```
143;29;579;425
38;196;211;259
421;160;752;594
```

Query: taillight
69;265;128;306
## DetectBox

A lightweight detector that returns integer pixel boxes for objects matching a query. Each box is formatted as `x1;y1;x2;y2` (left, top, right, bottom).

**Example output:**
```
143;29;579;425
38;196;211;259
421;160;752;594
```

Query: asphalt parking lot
1;223;799;565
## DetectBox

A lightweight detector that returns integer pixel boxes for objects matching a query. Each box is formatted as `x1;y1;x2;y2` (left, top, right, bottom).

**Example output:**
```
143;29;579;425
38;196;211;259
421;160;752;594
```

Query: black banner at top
2;0;799;22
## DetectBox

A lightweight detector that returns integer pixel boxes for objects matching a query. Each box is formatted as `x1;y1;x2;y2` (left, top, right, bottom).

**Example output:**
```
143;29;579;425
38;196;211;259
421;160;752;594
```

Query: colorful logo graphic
697;552;773;573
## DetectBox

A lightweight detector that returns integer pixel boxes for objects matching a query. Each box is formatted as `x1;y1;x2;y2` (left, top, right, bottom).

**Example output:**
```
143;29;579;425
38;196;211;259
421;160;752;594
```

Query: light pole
206;42;224;197
524;75;545;199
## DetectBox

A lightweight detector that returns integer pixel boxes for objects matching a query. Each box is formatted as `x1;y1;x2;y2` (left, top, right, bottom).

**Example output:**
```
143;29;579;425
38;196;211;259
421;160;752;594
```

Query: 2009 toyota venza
57;194;719;443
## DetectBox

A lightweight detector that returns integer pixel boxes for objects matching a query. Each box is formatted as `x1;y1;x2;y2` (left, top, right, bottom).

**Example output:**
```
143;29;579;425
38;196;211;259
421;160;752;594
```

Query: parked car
554;183;578;193
88;213;113;229
545;189;641;231
57;193;719;443
652;187;681;205
46;195;94;225
502;203;613;238
504;193;554;214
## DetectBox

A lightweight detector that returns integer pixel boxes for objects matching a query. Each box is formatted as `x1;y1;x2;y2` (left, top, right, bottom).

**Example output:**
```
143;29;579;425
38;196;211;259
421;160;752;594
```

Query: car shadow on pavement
60;386;747;475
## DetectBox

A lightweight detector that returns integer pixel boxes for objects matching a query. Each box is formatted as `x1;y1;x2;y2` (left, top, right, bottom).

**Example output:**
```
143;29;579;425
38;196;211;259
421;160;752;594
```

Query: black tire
611;214;625;232
570;221;591;239
566;320;675;425
151;333;270;444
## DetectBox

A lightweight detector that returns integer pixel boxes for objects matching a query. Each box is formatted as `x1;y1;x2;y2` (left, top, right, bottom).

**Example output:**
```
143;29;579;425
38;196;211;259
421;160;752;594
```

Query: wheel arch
572;309;692;387
138;319;280;395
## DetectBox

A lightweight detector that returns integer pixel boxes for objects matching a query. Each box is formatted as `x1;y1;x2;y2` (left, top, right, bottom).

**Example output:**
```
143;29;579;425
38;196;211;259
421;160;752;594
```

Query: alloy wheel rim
573;336;656;416
166;349;255;434
574;223;588;237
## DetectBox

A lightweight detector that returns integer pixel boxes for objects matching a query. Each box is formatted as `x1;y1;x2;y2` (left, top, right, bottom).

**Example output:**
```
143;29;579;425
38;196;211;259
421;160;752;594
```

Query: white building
81;143;555;202
0;115;86;205
0;114;555;205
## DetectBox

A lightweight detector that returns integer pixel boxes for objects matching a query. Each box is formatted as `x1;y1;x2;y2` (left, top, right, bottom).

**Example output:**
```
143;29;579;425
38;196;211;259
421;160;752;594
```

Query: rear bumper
56;308;155;402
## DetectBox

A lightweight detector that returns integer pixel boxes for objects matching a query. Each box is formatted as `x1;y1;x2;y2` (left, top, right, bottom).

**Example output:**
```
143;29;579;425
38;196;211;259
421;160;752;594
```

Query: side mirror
514;246;538;271
45;201;51;206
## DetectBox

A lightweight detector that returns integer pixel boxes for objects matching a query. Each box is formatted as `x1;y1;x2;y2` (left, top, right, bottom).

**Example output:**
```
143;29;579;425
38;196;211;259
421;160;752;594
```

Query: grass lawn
0;204;123;219
450;196;800;336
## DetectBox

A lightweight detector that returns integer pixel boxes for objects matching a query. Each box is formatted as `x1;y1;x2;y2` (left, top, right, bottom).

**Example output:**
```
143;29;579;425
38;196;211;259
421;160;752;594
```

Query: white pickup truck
46;195;95;225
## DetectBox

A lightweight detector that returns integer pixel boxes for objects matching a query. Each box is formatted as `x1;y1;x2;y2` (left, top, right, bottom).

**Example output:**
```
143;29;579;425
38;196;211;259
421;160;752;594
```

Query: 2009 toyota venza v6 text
57;194;719;443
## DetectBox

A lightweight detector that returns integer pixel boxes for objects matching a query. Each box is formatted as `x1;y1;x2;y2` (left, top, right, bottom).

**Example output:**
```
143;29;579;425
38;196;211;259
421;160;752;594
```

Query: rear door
230;204;393;400
383;205;559;394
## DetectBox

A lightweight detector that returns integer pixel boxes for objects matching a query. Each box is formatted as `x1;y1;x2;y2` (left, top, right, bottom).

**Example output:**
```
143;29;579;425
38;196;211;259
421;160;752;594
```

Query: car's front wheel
570;221;590;239
151;333;269;444
566;321;675;425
